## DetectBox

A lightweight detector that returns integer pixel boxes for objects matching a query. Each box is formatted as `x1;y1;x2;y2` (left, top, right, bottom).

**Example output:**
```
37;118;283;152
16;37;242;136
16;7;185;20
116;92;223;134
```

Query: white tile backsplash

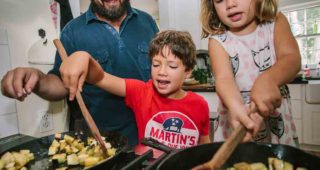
0;113;19;138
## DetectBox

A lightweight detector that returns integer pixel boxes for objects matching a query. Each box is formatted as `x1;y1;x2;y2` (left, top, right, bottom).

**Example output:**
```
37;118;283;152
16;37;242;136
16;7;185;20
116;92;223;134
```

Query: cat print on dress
252;42;272;72
230;54;239;75
268;113;285;138
217;33;227;42
254;122;268;141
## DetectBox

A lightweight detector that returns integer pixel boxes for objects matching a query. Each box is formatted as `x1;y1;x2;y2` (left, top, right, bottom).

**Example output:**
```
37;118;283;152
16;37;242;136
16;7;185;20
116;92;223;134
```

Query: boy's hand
60;51;104;101
251;74;282;117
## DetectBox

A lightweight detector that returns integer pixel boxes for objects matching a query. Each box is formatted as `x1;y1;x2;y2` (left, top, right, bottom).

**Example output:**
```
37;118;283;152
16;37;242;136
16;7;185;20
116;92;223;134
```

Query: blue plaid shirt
49;4;158;145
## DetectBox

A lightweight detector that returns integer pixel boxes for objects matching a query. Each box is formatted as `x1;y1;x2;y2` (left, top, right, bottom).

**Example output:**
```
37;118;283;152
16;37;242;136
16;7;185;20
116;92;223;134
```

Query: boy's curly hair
200;0;278;38
149;30;197;71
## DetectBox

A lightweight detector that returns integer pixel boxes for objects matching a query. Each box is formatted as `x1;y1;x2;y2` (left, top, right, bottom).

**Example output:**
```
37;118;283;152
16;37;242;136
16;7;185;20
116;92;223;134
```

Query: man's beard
91;0;129;22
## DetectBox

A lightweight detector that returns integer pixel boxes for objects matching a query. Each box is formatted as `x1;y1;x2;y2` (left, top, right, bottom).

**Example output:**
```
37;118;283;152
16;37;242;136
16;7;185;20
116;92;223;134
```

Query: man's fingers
1;71;16;98
23;71;40;94
12;68;27;98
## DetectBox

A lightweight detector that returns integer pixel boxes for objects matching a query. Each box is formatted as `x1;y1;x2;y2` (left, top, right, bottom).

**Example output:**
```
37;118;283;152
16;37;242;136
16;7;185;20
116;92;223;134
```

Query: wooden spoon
192;102;257;170
53;39;108;156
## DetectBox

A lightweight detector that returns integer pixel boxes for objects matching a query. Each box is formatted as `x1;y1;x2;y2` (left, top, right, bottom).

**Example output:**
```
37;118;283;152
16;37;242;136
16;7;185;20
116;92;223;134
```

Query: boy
60;30;210;148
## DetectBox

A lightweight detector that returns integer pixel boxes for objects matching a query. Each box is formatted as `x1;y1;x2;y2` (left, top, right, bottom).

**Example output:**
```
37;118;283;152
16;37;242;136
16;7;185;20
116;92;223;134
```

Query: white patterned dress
210;22;299;147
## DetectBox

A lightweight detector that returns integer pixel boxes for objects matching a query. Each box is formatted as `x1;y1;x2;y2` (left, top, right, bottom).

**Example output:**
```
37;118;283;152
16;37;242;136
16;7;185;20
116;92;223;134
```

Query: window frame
280;1;320;68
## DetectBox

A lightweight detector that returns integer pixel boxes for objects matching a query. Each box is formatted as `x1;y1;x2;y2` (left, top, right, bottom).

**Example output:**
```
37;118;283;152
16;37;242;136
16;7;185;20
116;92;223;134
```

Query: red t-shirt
125;79;209;149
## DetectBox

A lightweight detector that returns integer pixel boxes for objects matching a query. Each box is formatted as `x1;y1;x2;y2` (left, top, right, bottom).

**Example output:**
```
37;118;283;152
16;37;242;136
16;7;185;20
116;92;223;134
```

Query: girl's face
151;47;191;99
213;0;257;35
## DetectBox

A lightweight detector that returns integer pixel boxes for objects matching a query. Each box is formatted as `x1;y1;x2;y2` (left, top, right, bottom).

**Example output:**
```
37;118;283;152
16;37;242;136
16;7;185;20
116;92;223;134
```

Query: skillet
156;142;320;170
0;130;128;170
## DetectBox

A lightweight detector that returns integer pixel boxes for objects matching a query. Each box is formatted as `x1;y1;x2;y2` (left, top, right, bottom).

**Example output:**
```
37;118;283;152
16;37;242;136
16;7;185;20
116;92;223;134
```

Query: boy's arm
251;12;301;117
60;51;126;101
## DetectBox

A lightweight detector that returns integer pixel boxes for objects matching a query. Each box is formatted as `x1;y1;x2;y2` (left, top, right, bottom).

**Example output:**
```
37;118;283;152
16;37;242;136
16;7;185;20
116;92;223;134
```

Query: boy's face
151;47;191;99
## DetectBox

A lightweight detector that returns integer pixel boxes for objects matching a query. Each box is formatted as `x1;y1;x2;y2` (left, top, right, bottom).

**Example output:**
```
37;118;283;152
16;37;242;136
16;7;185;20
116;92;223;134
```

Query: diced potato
56;167;67;170
0;159;4;169
67;154;79;165
1;152;15;165
59;140;67;151
51;139;60;148
104;142;112;149
86;147;94;156
48;146;58;156
283;162;293;170
78;154;89;166
107;148;116;157
19;150;30;155
84;157;100;167
5;162;15;169
233;162;251;170
6;167;16;170
27;153;35;161
12;152;28;168
55;133;62;140
250;163;268;170
71;146;79;153
64;134;75;145
73;141;84;150
52;153;66;164
20;167;27;170
64;145;73;154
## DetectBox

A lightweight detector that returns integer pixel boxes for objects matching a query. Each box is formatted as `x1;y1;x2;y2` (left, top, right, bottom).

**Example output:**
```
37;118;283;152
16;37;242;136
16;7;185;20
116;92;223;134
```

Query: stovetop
0;134;36;153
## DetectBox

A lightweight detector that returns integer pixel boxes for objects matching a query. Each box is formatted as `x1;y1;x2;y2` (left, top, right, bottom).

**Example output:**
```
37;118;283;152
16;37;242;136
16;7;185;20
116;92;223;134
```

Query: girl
200;0;301;146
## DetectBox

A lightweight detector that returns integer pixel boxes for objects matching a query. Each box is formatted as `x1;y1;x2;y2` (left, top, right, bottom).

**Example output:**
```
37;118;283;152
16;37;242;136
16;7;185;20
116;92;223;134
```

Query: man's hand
1;67;43;101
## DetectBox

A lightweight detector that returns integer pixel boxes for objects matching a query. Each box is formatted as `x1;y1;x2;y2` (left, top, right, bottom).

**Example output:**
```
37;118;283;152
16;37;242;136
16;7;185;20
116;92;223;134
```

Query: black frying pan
0;131;129;170
156;142;320;170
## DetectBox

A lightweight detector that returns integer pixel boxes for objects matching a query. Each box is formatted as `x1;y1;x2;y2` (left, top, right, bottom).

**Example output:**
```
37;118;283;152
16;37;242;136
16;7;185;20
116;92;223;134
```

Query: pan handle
141;138;173;154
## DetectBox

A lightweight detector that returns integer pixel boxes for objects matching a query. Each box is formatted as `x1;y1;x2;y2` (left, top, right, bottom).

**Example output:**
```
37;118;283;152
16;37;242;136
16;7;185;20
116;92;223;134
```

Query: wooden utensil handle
53;39;108;155
208;102;257;169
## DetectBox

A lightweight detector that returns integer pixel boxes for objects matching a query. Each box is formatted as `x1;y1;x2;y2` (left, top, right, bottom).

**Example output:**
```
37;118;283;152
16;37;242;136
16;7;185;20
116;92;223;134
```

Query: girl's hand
60;51;104;101
229;103;263;142
251;74;282;117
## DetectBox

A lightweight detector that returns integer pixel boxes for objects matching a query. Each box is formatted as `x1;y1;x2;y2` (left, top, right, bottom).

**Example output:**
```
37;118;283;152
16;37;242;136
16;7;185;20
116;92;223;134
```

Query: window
282;3;320;67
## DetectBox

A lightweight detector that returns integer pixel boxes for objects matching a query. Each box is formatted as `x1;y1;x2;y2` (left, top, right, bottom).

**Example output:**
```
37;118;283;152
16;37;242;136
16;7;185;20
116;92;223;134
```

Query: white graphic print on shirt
144;111;199;149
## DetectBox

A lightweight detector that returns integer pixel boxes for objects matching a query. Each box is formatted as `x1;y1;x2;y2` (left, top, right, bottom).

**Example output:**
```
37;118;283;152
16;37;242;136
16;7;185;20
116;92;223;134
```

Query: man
1;0;159;145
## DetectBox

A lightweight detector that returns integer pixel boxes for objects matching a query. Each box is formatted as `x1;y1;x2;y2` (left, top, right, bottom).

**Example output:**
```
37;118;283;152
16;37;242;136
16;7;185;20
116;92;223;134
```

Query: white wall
0;27;19;138
0;0;69;138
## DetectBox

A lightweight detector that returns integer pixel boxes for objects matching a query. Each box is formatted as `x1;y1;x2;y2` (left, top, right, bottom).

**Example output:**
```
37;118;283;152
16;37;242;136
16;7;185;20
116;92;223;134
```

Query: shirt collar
85;3;138;24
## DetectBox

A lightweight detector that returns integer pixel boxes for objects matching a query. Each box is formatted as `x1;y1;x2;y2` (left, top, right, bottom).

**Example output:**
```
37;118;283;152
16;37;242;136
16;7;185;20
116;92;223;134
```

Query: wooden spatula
192;102;257;170
53;39;108;156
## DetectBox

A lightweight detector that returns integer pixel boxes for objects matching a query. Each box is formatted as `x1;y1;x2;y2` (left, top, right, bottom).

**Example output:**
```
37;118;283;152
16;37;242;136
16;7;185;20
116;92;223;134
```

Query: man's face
91;0;129;22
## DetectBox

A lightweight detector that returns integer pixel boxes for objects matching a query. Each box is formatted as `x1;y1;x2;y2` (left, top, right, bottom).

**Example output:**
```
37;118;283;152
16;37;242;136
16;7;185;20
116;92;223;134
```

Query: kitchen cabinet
301;84;320;149
195;92;219;118
289;84;320;151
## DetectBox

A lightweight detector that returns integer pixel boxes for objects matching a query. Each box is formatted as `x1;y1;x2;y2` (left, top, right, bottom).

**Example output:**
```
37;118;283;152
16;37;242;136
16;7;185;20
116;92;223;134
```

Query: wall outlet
39;110;53;132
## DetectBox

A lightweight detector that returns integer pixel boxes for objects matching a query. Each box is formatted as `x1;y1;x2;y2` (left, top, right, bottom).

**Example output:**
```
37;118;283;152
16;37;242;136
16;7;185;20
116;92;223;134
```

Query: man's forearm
34;73;68;101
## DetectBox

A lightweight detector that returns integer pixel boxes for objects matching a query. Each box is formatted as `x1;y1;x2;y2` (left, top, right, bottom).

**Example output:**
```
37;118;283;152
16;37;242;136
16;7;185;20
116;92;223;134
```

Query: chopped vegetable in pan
0;149;34;169
226;157;307;170
49;133;117;169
